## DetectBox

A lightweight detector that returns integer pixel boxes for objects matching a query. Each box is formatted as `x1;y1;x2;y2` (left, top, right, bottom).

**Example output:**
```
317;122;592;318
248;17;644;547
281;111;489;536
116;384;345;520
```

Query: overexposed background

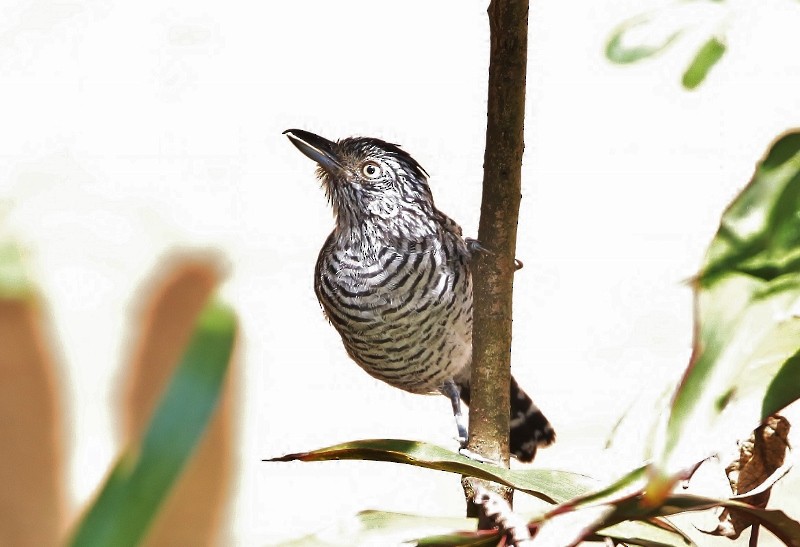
2;0;800;544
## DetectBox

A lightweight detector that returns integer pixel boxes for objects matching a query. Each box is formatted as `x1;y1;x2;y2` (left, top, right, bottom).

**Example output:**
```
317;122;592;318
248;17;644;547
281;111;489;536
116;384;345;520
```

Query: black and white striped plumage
285;129;555;461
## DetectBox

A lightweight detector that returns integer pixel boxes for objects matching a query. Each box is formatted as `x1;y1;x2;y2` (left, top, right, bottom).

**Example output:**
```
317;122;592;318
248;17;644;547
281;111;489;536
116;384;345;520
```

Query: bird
284;128;555;462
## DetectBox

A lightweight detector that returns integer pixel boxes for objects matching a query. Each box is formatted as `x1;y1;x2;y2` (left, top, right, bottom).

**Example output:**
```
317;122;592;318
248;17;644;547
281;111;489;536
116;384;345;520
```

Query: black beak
284;129;344;174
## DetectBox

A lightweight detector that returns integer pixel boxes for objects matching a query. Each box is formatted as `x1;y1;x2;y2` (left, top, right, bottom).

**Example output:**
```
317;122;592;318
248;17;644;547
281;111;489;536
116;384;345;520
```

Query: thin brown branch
465;0;529;516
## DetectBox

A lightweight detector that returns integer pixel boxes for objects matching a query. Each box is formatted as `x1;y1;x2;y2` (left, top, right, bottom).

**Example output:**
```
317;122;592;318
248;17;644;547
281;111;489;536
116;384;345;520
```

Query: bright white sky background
3;0;800;545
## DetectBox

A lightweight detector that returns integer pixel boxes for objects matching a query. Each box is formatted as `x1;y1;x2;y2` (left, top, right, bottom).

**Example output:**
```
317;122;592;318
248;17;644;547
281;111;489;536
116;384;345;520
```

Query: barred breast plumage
315;219;473;394
285;128;555;461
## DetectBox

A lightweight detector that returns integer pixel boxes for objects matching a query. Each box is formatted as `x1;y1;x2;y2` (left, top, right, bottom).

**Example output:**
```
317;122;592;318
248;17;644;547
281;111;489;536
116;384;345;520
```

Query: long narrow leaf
267;439;593;504
69;301;237;547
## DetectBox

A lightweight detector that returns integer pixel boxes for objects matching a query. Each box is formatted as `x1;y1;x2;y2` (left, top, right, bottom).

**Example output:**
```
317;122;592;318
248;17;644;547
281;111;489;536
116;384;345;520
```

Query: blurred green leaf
682;36;726;89
606;1;731;89
606;13;685;64
0;242;33;299
651;130;800;492
595;518;696;547
69;301;237;547
267;439;594;504
279;511;486;547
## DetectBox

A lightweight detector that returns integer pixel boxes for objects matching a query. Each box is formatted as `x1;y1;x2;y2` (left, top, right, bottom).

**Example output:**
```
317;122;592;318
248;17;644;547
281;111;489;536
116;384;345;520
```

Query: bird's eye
361;161;381;179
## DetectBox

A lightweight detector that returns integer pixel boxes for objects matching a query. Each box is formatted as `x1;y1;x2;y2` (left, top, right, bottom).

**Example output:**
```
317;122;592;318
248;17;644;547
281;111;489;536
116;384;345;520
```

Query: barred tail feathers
509;376;555;462
457;375;555;463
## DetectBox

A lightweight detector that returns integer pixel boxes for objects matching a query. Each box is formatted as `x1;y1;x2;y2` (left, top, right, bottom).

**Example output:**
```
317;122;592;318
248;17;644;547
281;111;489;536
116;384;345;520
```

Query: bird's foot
457;442;502;465
465;238;493;255
466;238;523;271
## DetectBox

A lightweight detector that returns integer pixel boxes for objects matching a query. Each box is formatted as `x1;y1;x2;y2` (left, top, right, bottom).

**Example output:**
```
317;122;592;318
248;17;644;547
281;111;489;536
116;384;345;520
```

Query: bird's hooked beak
284;129;345;175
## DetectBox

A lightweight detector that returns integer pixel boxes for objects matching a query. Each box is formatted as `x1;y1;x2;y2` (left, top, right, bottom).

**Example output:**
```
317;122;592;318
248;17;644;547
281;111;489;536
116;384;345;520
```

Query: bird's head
285;129;437;238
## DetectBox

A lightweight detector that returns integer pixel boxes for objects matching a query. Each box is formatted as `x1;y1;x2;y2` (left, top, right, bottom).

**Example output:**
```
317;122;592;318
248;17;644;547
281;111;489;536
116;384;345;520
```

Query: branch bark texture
465;0;529;515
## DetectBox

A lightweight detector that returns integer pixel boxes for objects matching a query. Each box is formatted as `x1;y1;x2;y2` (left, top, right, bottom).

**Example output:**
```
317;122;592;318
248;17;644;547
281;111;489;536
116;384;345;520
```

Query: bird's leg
441;379;468;446
442;380;501;465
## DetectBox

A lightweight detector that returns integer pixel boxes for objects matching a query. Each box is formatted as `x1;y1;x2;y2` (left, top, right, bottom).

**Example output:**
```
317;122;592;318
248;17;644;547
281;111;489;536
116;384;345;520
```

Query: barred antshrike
284;129;555;461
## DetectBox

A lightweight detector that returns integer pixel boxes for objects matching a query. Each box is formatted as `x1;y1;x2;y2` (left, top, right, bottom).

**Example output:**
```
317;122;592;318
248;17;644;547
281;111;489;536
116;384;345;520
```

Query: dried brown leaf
714;415;791;538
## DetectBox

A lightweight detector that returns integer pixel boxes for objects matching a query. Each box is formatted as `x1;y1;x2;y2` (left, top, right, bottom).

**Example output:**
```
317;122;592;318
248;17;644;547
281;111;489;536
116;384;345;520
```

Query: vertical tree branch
464;0;529;516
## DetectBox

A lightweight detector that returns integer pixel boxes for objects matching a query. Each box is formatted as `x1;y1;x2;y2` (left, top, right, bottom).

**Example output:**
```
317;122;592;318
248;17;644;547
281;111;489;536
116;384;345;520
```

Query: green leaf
414;532;500;547
606;13;685;64
278;511;486;547
763;350;800;419
682;36;726;89
552;464;647;510
267;439;595;504
69;301;237;547
702;130;800;282
652;129;800;491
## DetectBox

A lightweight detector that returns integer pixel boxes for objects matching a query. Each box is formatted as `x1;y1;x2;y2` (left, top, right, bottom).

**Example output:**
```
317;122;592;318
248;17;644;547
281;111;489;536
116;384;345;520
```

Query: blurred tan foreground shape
121;255;236;546
0;251;236;545
0;292;66;546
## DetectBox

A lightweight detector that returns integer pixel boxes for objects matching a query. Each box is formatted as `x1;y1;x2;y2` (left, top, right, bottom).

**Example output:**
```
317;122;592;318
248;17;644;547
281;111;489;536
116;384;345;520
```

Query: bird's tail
508;376;555;462
458;375;555;462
